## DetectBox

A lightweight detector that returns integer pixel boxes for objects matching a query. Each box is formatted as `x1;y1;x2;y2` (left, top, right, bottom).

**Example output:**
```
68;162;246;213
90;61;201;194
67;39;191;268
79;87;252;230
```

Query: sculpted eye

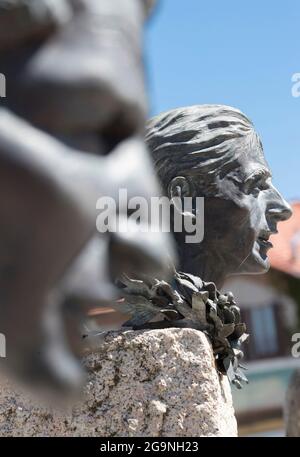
227;176;243;189
227;170;271;196
244;174;271;195
257;177;270;190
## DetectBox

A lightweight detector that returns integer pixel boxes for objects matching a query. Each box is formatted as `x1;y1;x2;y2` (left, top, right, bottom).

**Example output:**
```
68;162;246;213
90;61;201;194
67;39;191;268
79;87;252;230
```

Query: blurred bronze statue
0;0;175;394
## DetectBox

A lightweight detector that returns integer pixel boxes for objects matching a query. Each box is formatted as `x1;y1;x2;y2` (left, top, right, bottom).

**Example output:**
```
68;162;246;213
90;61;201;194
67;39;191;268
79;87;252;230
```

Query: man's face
198;138;292;276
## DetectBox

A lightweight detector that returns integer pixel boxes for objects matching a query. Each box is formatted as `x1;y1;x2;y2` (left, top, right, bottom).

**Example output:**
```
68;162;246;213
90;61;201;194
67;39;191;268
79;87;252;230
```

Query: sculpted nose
267;195;292;222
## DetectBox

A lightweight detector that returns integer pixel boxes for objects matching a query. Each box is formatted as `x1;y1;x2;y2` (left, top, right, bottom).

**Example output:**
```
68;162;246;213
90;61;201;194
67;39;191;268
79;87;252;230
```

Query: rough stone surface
285;369;300;437
0;328;237;437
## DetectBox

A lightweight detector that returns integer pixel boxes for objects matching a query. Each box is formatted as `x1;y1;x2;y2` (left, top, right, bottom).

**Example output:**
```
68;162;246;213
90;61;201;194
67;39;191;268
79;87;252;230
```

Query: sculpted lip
258;237;273;249
257;230;277;250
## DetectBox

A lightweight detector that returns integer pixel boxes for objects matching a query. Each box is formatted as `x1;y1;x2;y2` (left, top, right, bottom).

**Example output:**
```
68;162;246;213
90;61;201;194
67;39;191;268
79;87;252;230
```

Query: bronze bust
118;105;292;387
146;104;292;288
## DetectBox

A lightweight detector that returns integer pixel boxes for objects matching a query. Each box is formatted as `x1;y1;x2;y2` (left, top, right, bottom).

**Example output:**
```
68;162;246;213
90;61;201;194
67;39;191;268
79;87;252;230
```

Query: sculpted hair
145;104;263;196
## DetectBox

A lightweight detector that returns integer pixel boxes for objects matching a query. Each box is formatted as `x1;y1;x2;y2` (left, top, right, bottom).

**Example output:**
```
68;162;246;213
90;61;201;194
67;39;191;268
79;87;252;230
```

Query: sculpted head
146;104;292;287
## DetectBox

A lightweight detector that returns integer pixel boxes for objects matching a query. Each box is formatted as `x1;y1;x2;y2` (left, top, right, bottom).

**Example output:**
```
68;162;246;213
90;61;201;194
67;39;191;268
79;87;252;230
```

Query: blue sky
146;0;300;201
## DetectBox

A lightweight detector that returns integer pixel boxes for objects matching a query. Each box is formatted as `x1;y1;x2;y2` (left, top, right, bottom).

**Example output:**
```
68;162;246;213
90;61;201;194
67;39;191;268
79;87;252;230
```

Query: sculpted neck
176;241;227;289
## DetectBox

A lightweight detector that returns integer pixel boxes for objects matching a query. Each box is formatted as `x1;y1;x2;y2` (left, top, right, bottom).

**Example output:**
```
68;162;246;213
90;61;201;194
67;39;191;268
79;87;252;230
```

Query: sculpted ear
167;176;192;200
168;176;196;220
